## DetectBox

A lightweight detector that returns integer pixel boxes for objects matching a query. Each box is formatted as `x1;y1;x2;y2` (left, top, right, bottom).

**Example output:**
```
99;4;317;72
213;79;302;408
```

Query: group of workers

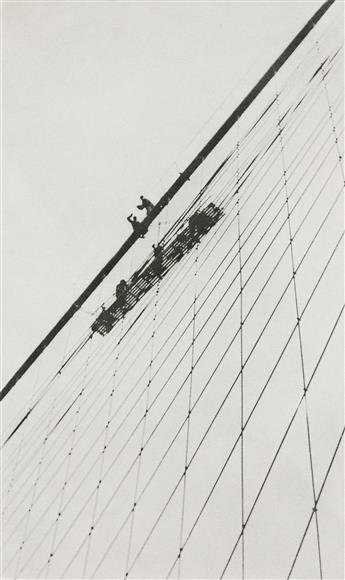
117;196;218;316
115;241;163;313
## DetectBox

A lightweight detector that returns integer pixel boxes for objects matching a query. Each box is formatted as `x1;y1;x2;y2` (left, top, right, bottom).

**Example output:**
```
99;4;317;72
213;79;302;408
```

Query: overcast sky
3;0;333;383
2;2;344;579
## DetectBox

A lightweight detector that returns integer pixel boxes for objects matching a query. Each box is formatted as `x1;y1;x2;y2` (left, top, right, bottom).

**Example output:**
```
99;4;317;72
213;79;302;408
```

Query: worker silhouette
152;244;164;279
189;212;202;241
137;195;154;216
116;279;128;314
127;214;148;238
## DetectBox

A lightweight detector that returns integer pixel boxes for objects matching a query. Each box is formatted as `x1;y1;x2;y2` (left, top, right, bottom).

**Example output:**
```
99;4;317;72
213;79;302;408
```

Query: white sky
2;3;344;578
2;0;331;383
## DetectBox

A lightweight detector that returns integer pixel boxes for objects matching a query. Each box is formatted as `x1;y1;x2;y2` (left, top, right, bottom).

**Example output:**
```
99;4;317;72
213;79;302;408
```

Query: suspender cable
1;0;335;401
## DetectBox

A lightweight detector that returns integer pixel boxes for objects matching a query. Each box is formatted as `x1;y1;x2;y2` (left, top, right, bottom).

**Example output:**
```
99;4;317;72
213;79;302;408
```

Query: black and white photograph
1;0;344;578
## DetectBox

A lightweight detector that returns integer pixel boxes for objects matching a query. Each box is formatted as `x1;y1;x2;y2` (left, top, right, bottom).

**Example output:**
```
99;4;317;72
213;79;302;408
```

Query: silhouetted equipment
92;203;224;335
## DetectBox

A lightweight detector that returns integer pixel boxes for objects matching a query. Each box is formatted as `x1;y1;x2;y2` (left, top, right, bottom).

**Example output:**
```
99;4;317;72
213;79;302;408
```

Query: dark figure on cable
137;195;154;216
116;279;128;314
152;244;164;279
189;212;203;241
189;210;211;241
127;214;148;238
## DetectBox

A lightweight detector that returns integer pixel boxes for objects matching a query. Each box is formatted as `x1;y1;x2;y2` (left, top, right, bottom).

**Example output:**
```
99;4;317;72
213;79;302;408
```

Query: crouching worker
152;244;164;279
127;214;148;238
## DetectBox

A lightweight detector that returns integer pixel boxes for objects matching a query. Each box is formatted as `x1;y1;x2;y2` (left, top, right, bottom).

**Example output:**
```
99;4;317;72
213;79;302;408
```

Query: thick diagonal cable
287;428;344;579
275;88;323;579
12;70;344;580
4;79;338;556
13;327;80;578
4;39;342;576
5;134;338;568
2;69;338;476
10;148;338;576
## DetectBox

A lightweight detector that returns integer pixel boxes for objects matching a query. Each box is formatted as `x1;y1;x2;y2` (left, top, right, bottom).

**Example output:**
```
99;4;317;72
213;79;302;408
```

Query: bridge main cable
1;0;335;401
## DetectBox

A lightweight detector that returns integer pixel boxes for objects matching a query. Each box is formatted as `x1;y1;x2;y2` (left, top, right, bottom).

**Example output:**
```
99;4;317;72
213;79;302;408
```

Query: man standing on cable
137;195;154;216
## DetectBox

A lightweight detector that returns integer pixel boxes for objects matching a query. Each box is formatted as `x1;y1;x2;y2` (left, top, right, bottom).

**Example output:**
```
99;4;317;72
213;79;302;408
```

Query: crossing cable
176;241;199;580
5;129;338;560
85;189;343;580
12;327;79;578
22;165;334;580
123;277;162;578
44;338;92;578
165;248;344;579
4;81;340;548
123;234;344;580
82;316;125;578
5;81;342;580
287;429;344;578
1;0;336;400
0;114;276;498
235;123;246;580
3;298;150;482
315;40;344;182
6;139;338;568
3;59;342;484
72;163;342;580
218;309;344;580
3;240;202;514
2;332;93;448
3;352;44;505
275;88;323;579
159;41;341;250
2;64;338;462
9;88;342;580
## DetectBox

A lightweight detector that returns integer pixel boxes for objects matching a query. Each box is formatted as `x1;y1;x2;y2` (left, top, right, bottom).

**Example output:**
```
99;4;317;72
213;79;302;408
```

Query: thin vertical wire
236;120;245;580
45;337;92;577
13;323;75;579
177;241;199;580
315;41;344;182
275;89;323;580
4;358;42;506
82;316;125;577
124;224;162;579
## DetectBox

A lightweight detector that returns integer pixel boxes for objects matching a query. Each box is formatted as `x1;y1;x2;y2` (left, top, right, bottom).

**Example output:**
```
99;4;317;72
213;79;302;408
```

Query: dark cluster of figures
92;201;223;334
114;200;222;314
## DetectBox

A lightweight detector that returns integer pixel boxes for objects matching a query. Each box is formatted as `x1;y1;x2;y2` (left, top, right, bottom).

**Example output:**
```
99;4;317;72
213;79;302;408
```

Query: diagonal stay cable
87;198;343;580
